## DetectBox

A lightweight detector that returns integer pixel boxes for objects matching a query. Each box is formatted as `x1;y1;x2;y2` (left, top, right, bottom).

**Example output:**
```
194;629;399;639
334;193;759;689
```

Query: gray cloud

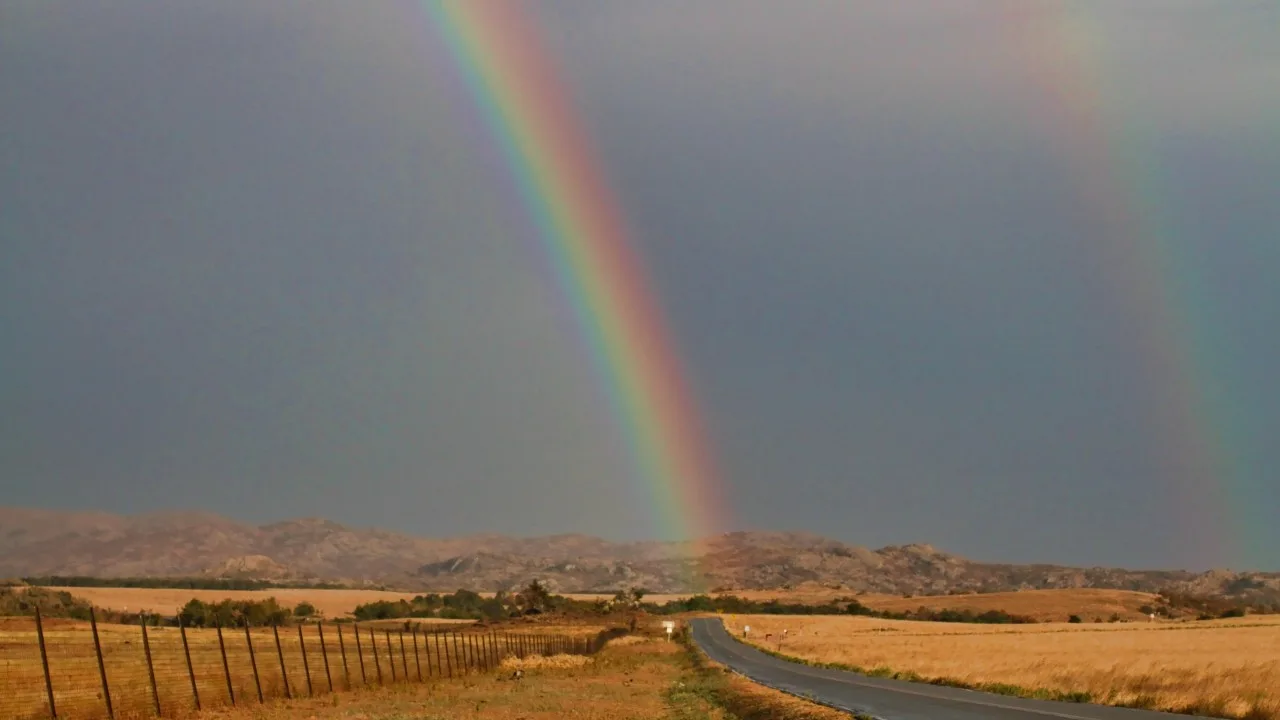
2;1;1277;569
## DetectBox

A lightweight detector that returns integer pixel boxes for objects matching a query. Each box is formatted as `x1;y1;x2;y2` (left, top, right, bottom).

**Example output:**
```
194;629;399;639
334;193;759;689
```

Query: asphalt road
689;618;1198;720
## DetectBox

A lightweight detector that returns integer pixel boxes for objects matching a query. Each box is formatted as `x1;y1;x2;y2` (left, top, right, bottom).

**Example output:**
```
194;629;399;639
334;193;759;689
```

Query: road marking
693;622;1142;720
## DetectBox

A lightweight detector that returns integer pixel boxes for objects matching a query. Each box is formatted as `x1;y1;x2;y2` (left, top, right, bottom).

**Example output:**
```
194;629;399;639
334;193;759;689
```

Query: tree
521;580;551;613
1068;615;1082;624
294;601;317;618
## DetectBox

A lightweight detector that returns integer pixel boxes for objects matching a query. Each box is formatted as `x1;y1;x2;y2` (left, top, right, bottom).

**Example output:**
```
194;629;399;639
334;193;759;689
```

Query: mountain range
2;507;1277;600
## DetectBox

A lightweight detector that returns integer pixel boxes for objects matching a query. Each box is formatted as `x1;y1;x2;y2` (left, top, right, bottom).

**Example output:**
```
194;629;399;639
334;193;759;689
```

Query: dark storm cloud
2;1;1277;568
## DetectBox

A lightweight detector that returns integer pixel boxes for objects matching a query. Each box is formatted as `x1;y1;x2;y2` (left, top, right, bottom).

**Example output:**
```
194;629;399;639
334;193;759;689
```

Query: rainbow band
425;1;723;552
1006;4;1245;564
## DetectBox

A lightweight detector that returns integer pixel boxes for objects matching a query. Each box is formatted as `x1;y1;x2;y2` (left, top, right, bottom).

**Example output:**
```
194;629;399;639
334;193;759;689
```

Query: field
0;618;847;720
48;585;1168;626
175;634;850;720
721;613;1280;719
855;588;1164;622
0;616;571;719
39;588;427;620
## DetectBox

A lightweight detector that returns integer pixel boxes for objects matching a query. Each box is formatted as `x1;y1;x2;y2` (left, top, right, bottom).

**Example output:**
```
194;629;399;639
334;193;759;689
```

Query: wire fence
0;608;614;719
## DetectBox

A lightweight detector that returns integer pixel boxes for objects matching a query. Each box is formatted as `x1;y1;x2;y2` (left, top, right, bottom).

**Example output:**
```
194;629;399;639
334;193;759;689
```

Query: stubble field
722;613;1280;719
0;616;554;719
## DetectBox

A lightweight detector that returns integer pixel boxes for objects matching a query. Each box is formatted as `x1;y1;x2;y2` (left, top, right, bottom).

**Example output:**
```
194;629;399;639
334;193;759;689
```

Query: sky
2;1;1278;571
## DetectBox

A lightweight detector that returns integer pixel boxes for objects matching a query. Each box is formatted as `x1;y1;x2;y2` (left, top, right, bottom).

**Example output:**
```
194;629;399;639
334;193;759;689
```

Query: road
689;618;1197;720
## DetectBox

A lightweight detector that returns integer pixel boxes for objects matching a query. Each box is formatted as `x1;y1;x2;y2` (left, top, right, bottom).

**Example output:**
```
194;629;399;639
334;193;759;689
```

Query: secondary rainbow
422;1;725;551
1002;3;1256;565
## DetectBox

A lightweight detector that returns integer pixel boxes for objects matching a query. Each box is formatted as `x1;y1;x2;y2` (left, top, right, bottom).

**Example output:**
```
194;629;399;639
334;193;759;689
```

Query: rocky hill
2;507;1277;602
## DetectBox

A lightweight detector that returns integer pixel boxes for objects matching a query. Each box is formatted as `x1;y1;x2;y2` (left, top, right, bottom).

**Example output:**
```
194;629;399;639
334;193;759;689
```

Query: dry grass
0;617;556;720
855;588;1164;622
40;588;431;621
572;587;1167;622
191;638;688;720
722;613;1280;719
48;585;1165;625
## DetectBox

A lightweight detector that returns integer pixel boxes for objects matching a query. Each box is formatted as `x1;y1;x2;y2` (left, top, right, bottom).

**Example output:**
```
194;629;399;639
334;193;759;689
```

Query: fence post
353;623;367;685
245;625;264;704
474;634;485;671
89;608;114;720
298;625;314;697
398;631;409;681
452;632;464;674
273;624;291;699
216;624;235;706
370;628;383;684
335;624;350;690
441;632;452;678
34;608;57;719
385;631;397;683
434;632;445;678
139;615;161;717
179;617;201;712
411;627;422;681
318;623;334;693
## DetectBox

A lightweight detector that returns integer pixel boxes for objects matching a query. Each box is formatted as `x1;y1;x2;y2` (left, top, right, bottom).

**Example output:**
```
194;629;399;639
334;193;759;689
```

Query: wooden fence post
451;632;463;674
140;615;161;717
89;608;114;720
318;623;334;693
398;631;409;681
370;628;383;684
179;617;201;712
442;632;452;678
298;625;314;697
336;624;351;689
411;627;422;681
434;632;444;678
245;625;264;704
353;623;367;685
216;624;235;706
385;631;397;682
34;608;56;719
272;624;291;699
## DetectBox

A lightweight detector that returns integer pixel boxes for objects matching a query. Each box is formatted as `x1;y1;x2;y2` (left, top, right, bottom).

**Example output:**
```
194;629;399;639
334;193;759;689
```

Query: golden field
49;585;1165;625
0;617;571;719
574;586;1166;622
187;634;848;720
40;588;427;620
0;626;854;720
855;588;1164;622
722;613;1280;719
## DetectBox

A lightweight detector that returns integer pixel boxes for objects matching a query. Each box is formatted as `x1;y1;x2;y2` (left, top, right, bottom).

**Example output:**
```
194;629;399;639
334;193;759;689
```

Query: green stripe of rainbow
1003;3;1247;564
424;1;725;555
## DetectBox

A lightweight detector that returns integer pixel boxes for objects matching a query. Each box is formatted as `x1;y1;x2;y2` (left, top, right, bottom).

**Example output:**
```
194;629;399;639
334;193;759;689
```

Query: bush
1068;615;1082;623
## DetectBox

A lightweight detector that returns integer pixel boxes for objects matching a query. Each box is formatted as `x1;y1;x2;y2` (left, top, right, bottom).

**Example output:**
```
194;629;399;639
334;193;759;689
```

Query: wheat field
0;617;567;719
722;613;1280;719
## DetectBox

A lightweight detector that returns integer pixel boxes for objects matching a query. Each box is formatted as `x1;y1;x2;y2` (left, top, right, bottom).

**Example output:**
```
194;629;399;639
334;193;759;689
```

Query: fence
0;608;613;719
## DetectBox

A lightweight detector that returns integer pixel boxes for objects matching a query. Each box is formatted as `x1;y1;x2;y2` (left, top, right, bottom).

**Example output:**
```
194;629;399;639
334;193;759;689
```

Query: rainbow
422;1;725;555
1005;4;1252;566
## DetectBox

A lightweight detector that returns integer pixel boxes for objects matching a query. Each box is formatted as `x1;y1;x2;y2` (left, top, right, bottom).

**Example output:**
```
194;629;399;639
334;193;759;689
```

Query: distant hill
1;506;1277;602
